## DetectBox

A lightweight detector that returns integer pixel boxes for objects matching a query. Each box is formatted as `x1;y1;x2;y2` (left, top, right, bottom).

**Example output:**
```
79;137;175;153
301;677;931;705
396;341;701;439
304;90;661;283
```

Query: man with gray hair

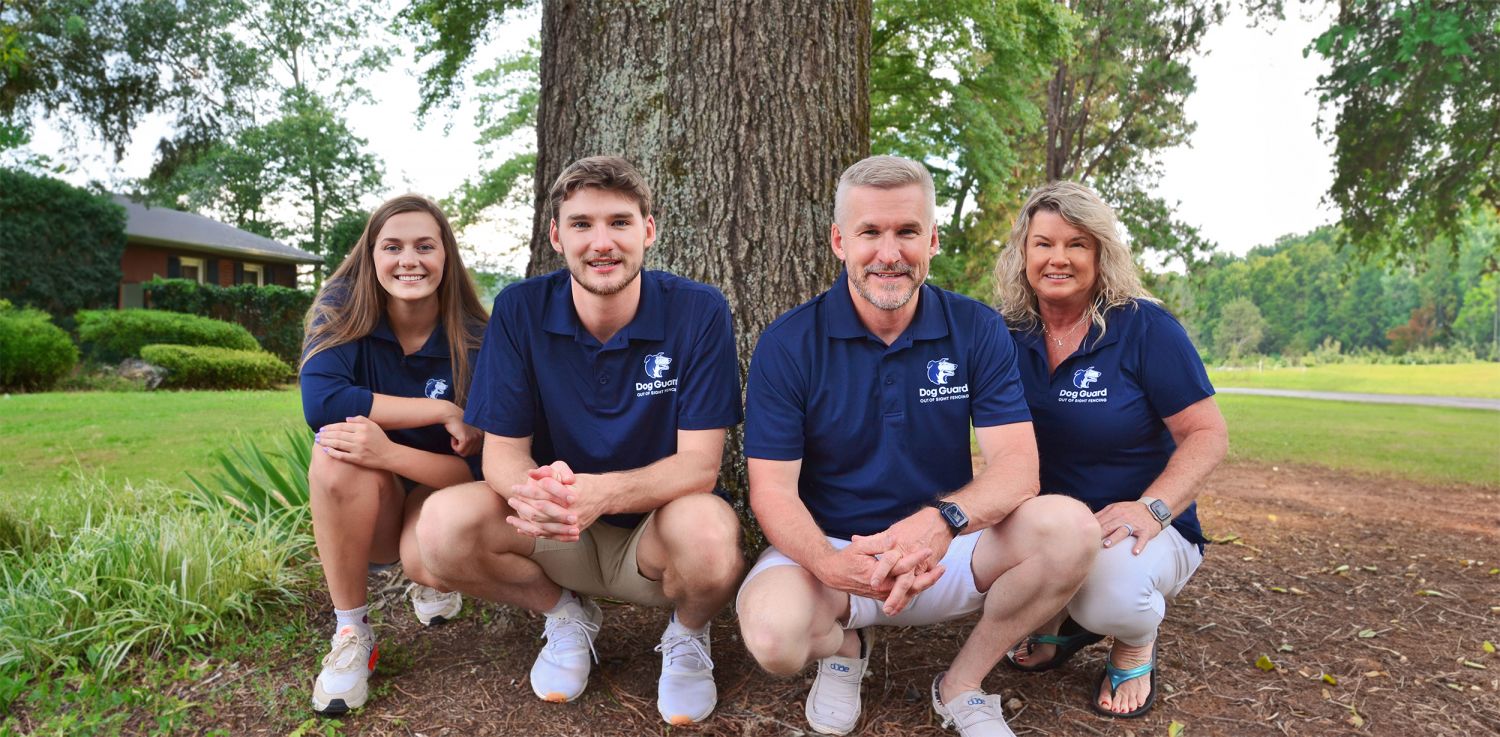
736;155;1100;736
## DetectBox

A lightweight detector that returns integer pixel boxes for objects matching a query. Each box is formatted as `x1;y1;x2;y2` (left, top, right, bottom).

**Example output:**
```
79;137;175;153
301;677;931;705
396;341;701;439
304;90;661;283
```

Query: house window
179;256;205;284
243;263;264;287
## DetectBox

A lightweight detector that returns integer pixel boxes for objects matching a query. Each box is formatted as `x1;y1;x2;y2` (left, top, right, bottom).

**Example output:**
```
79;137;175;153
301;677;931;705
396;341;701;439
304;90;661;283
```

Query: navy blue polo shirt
465;269;743;529
300;317;485;480
1011;300;1213;546
744;274;1032;539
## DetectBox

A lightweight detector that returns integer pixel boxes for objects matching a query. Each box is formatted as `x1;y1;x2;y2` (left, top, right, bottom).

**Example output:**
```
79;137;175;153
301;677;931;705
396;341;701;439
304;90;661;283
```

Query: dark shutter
234;262;245;285
205;258;219;285
167;255;181;278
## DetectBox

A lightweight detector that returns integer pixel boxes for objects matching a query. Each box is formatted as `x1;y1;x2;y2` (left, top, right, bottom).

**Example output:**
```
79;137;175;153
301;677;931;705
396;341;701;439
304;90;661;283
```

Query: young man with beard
416;156;744;726
735;156;1101;737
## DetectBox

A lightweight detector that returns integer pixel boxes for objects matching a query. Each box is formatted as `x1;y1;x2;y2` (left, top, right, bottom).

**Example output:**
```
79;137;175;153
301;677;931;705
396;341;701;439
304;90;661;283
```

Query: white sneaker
311;625;377;715
805;628;870;735
529;595;602;703
407;583;461;626
930;671;1016;737
655;617;716;725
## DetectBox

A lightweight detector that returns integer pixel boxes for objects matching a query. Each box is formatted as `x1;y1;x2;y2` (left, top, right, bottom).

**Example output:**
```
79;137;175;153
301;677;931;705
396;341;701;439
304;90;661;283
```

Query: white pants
1066;525;1203;647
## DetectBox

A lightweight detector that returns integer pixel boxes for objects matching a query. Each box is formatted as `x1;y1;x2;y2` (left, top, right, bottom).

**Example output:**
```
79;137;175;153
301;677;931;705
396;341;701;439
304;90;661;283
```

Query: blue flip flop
1004;617;1105;672
1091;643;1158;719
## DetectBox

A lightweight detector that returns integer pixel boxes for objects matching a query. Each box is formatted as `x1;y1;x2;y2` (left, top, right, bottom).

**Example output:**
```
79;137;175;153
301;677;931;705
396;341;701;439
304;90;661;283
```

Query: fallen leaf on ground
1461;660;1486;670
1278;643;1294;652
1256;655;1276;671
1483;641;1495;654
1333;564;1350;573
1322;673;1338;685
1358;629;1377;639
1168;720;1186;737
1416;589;1447;597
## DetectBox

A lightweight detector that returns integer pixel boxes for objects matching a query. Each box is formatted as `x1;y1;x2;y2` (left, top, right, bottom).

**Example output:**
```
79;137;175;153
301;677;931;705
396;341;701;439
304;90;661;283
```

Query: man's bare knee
739;611;813;675
659;495;743;586
415;482;497;577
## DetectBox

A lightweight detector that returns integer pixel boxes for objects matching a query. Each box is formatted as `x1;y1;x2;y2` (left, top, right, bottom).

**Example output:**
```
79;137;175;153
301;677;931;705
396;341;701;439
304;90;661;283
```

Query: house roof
113;195;323;265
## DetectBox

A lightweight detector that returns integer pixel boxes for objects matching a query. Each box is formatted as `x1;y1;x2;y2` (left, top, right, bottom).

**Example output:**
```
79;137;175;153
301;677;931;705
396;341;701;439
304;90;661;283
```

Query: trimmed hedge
76;309;259;364
0;305;79;392
142;278;313;364
140;345;293;390
0;168;126;319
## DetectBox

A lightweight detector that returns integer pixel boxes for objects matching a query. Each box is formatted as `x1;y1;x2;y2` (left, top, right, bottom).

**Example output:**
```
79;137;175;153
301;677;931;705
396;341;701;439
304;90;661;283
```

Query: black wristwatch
928;500;969;537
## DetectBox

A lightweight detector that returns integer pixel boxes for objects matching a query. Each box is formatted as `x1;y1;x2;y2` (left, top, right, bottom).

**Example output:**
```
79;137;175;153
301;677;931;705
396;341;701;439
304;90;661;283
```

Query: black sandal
1003;617;1104;673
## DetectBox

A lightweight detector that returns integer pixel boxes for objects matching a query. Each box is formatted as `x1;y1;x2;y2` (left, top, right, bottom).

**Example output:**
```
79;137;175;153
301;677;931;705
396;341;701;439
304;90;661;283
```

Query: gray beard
849;269;920;311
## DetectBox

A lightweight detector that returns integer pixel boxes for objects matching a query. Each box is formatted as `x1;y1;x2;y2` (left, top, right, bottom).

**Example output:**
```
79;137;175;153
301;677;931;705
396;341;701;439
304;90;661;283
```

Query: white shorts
737;530;988;630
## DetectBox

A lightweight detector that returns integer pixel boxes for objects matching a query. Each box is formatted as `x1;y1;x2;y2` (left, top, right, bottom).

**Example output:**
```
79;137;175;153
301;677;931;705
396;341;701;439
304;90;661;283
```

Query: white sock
543;590;577;617
334;605;373;639
670;611;708;635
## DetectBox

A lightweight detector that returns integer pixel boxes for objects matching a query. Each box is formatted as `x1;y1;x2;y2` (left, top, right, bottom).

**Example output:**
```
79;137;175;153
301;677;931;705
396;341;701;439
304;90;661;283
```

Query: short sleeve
676;295;743;430
463;291;535;437
300;341;375;430
743;331;807;461
967;310;1032;428
1138;306;1215;419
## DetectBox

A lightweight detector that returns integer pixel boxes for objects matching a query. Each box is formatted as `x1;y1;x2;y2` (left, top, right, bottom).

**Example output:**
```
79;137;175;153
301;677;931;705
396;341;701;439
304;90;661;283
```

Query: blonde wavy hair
301;195;489;408
994;181;1157;338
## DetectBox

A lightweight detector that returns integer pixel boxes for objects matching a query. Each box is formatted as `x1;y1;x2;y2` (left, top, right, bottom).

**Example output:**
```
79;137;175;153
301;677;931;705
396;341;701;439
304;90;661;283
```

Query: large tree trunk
528;0;871;518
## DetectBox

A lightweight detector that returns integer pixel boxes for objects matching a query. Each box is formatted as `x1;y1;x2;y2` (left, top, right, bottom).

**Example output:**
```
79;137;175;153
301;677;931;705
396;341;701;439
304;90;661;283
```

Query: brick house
115;195;323;308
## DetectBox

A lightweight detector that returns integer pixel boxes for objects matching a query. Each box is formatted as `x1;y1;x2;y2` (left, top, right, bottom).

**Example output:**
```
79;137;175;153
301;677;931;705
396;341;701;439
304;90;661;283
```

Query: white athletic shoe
930;671;1016;737
529;595;602;703
311;625;377;715
805;628;870;735
655;618;716;725
407;583;461;626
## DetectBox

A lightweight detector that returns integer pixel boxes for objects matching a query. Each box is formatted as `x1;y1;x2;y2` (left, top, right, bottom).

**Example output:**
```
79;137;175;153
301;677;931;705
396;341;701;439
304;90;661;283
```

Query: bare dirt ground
180;461;1500;735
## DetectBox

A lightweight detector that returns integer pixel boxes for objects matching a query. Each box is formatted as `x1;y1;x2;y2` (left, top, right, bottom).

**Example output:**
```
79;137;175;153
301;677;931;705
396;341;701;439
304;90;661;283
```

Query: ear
642;215;657;250
830;222;846;261
549;219;562;254
929;224;940;257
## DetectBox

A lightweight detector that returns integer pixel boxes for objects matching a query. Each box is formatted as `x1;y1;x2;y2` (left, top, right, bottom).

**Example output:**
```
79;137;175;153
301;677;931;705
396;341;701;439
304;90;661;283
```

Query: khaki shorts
531;511;670;608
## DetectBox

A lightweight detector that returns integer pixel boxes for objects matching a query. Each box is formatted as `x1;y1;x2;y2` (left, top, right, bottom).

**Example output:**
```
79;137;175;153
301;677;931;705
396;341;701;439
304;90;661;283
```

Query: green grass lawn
1218;394;1500;487
0;389;303;513
1209;362;1500;398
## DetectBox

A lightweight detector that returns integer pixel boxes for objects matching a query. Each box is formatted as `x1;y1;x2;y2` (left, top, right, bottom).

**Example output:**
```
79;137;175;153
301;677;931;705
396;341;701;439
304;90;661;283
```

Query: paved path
1217;386;1500;411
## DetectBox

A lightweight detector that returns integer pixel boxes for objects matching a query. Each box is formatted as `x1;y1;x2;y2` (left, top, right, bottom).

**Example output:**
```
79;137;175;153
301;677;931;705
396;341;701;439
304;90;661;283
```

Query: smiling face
373;211;446;305
1025;208;1099;310
832;184;939;313
550;186;656;298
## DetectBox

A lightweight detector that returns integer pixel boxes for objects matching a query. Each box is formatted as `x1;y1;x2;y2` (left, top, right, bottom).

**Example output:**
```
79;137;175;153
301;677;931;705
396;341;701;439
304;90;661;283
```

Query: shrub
0;169;126;320
0;306;79;392
143;278;313;364
76;309;259;363
139;344;292;390
186;429;313;542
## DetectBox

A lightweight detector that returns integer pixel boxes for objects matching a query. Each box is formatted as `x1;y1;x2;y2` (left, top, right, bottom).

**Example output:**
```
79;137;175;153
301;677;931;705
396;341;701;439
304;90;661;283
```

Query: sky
20;4;1337;268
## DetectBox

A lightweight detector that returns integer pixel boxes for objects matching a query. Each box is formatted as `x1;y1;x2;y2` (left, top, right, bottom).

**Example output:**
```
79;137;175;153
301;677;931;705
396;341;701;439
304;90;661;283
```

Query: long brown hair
301;195;489;407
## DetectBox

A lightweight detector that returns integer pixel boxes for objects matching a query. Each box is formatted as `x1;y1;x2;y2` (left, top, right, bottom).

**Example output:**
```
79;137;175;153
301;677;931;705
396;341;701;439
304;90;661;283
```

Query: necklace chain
1042;314;1089;348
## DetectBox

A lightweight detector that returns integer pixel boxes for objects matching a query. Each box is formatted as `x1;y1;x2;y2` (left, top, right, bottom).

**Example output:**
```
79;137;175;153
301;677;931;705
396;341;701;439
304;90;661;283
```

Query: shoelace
323;629;369;671
542;611;601;663
655;632;713;673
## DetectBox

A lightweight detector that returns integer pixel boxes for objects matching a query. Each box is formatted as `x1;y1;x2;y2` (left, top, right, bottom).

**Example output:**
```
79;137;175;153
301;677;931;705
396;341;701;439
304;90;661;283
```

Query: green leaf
1358;629;1377;639
1321;673;1337;685
1483;640;1496;654
1255;654;1276;671
1168;721;1186;737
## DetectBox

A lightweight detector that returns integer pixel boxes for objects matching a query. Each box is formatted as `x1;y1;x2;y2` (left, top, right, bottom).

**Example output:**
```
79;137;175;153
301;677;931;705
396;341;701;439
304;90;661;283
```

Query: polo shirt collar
371;315;450;358
1014;303;1127;359
824;270;950;343
540;269;667;344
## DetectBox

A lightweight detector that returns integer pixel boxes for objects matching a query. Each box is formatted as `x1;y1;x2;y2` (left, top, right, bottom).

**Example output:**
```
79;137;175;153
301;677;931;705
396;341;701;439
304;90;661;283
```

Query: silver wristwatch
1138;497;1171;528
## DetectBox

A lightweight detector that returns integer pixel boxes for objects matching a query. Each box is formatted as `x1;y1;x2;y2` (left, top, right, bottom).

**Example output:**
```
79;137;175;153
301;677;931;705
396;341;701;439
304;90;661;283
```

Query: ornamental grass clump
0;478;308;682
186;428;313;541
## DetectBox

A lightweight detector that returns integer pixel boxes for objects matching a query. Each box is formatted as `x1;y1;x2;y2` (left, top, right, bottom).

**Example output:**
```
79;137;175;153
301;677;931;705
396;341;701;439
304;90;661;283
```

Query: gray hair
834;155;936;226
994;181;1158;336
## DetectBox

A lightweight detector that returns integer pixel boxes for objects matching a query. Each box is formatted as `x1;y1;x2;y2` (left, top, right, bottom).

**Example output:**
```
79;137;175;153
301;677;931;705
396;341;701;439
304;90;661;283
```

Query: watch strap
1138;497;1170;528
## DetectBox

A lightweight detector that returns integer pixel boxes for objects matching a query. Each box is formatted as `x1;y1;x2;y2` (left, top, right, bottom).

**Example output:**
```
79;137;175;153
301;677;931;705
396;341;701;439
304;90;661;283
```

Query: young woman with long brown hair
299;194;489;715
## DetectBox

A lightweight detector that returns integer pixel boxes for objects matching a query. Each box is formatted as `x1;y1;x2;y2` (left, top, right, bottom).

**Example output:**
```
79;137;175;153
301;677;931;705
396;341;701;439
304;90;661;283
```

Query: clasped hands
816;508;952;617
505;460;602;544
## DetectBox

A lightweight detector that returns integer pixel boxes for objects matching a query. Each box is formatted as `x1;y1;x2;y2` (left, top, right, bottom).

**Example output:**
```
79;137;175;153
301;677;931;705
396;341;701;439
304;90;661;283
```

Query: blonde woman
995;182;1227;718
299;195;489;714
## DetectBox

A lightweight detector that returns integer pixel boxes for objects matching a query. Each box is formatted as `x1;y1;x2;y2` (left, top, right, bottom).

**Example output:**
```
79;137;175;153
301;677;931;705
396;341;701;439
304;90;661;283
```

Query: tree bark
529;0;871;518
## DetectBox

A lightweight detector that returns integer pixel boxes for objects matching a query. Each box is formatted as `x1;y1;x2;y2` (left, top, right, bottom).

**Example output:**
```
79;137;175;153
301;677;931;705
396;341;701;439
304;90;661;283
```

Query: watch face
939;503;968;529
1148;500;1170;520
